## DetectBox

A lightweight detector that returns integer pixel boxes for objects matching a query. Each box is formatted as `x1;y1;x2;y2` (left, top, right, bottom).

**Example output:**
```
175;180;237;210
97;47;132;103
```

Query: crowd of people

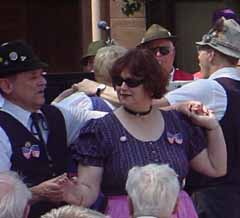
0;7;239;218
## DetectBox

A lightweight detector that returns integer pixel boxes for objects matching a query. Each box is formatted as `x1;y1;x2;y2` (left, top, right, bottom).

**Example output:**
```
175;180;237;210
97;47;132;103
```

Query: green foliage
121;0;142;16
114;0;144;16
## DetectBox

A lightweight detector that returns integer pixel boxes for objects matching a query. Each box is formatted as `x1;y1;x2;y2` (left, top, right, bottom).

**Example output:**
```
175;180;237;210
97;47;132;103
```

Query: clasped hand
175;101;220;130
32;173;82;205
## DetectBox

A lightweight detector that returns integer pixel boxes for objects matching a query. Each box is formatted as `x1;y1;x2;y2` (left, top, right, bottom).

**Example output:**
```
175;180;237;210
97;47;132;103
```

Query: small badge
167;132;183;145
25;141;31;148
22;146;31;159
9;51;18;61
120;136;127;142
21;142;41;159
31;144;40;158
20;56;27;61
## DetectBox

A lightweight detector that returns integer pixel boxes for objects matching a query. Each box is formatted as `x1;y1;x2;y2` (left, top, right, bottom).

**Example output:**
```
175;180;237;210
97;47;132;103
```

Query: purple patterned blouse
71;110;207;195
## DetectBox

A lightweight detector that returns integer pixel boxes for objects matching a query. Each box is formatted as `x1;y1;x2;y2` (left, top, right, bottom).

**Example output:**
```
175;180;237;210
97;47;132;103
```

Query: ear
127;197;134;218
0;78;14;95
207;50;215;62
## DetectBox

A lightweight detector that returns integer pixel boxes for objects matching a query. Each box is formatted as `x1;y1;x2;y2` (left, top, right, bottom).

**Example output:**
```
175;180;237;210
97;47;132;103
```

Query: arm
177;101;227;177
52;88;76;103
190;125;226;177
0;130;12;172
63;165;103;207
73;79;120;107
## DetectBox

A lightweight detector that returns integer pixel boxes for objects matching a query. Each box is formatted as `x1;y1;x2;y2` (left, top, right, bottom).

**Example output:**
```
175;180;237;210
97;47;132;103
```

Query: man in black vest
0;40;106;218
154;18;240;218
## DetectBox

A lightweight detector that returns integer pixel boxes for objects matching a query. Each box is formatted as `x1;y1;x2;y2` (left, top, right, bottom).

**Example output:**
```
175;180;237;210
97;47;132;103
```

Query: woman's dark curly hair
110;48;168;98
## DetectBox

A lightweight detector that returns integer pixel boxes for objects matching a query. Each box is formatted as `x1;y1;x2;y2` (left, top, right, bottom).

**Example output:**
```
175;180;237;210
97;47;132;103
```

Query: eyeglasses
112;76;144;88
149;46;172;56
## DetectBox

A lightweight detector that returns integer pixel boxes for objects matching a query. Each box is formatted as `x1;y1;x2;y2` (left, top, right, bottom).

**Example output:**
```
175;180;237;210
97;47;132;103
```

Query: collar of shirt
169;67;175;82
1;99;43;128
209;67;240;81
0;93;4;108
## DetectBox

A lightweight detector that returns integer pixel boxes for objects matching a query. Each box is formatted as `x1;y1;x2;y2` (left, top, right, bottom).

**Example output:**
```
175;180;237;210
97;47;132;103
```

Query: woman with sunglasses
69;48;226;218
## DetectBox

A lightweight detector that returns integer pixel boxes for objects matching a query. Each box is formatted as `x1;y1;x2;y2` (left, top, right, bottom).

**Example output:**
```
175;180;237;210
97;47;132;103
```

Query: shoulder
165;79;218;102
80;112;114;132
162;109;189;123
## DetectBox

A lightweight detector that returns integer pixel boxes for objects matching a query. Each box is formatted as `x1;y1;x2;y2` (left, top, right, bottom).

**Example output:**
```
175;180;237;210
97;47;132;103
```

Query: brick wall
110;1;146;48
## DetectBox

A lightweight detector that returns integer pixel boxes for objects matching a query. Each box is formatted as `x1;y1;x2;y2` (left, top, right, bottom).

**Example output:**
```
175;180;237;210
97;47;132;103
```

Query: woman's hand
62;176;84;205
175;101;220;130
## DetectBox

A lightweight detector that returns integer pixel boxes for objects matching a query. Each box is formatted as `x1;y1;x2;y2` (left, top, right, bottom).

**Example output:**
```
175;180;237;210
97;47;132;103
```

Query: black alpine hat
0;40;48;78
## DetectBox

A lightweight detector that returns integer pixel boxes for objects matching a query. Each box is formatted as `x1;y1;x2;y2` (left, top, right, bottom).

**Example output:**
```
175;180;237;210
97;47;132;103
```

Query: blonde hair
41;205;108;218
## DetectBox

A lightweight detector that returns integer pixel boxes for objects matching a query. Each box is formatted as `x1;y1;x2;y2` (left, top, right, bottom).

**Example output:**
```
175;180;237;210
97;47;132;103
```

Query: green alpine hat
81;40;106;63
137;24;176;47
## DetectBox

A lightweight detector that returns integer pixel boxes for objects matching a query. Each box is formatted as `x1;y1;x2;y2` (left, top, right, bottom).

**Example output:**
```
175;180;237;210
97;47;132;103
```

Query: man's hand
30;173;70;204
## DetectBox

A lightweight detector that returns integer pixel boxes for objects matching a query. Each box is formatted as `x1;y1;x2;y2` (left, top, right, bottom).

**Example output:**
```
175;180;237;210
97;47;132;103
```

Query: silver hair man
126;164;180;218
0;171;32;218
41;205;108;218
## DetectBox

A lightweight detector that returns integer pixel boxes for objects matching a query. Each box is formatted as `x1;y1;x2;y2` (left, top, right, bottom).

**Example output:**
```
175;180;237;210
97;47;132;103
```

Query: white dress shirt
54;91;115;111
165;67;240;121
0;99;106;172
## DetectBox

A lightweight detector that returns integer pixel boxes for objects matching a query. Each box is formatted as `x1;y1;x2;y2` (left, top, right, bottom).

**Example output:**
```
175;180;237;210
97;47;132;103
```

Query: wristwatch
96;84;106;96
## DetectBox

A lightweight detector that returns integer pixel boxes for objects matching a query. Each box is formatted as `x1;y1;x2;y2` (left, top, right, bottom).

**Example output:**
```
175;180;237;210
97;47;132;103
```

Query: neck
210;62;236;75
123;106;152;117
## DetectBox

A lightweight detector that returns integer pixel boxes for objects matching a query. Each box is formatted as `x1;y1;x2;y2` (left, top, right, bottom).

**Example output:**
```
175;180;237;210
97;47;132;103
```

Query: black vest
0;105;68;218
0;104;68;186
186;77;240;191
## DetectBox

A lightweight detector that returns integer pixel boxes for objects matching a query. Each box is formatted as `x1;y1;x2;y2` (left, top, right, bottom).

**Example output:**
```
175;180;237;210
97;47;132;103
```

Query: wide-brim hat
137;24;176;47
196;18;240;59
81;40;107;63
0;40;48;78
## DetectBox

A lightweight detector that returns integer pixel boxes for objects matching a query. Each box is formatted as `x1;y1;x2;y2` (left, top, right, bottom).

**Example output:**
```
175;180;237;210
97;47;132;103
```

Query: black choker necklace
123;106;152;116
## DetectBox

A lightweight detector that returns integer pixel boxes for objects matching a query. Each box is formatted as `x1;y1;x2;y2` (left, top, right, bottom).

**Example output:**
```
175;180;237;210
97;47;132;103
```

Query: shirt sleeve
53;103;107;145
53;92;93;110
70;118;109;167
165;79;227;120
0;128;12;172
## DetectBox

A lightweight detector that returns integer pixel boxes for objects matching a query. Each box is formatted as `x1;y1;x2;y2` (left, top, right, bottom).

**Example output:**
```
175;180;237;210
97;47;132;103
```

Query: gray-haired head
0;171;32;218
126;164;180;218
41;205;108;218
93;45;128;85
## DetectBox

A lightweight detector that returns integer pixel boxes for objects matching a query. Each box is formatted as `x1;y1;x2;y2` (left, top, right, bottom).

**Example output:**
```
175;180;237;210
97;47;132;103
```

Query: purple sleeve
71;119;109;167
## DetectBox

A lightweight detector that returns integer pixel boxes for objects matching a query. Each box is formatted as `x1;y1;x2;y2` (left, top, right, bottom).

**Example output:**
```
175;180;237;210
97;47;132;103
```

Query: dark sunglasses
149;46;171;56
112;76;144;88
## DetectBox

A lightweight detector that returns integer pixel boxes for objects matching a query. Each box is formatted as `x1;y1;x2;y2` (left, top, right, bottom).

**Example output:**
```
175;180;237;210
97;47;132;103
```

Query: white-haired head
94;45;128;84
126;164;180;218
41;205;108;218
0;171;32;218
